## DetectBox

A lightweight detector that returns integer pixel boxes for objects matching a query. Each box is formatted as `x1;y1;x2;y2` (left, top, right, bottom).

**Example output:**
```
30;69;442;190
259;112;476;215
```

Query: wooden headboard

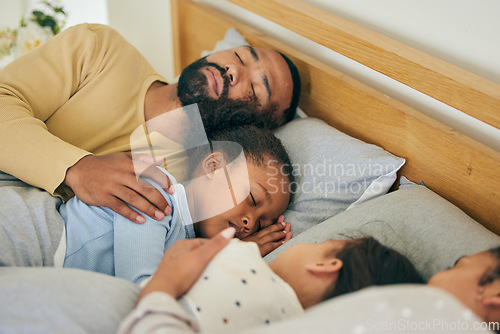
171;0;500;234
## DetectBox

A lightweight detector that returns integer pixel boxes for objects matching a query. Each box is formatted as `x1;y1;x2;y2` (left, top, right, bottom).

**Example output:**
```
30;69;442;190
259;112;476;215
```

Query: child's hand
138;227;235;302
242;216;292;256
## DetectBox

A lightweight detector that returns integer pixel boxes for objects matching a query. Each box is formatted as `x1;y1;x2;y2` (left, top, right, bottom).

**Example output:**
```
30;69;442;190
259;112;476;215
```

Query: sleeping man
0;23;301;231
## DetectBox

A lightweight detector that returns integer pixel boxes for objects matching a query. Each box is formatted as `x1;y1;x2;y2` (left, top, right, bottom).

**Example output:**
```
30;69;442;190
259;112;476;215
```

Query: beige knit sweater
0;23;166;197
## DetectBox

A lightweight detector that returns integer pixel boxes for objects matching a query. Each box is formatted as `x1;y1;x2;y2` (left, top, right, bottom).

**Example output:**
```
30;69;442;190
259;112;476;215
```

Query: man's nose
225;64;245;86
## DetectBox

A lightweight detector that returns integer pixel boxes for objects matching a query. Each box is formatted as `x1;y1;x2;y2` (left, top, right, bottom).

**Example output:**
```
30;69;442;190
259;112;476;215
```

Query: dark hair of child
323;236;424;301
188;125;295;194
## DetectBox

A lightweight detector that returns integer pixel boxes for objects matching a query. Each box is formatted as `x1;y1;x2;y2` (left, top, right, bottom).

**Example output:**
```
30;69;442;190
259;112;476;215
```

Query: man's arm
0;24;94;194
0;24;171;222
65;153;173;223
118;292;201;334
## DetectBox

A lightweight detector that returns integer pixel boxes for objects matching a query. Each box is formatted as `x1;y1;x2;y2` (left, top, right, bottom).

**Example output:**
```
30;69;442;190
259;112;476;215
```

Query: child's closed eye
249;192;261;230
250;192;257;206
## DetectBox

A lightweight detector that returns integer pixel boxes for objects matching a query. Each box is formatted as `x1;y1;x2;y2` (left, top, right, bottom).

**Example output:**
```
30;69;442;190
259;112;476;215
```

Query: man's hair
188;125;295;194
479;246;500;286
323;237;424;301
278;52;301;123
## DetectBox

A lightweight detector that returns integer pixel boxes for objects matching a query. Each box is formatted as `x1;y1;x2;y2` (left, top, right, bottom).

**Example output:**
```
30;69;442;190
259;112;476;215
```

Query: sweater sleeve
117;292;201;334
0;24;103;195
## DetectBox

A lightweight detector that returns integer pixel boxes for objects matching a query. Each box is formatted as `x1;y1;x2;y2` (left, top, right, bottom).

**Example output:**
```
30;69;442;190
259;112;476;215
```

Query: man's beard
177;57;277;137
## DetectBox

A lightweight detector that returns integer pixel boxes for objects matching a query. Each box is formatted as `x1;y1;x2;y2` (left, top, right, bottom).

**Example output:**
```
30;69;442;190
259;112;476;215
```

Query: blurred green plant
0;1;67;65
21;1;67;35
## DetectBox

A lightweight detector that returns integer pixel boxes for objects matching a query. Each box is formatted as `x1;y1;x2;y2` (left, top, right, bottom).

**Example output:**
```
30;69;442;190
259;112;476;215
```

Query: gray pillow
274;118;405;236
265;184;500;280
0;267;139;334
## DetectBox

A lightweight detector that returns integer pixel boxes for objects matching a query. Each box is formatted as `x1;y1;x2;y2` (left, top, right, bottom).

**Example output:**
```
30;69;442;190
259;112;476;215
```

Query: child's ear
305;258;343;275
201;152;224;178
482;282;500;308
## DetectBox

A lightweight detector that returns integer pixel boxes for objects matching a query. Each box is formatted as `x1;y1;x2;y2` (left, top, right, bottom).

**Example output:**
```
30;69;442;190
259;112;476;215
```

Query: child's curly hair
323;236;424;300
188;125;295;198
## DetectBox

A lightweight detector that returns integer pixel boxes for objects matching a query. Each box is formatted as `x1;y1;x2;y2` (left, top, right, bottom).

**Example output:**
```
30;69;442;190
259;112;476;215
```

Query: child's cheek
197;219;227;238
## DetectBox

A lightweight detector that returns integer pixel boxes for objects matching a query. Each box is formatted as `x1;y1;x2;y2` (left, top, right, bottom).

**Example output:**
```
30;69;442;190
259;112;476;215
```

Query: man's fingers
129;153;165;165
114;185;170;223
107;195;146;224
126;177;171;218
140;164;174;193
131;155;174;195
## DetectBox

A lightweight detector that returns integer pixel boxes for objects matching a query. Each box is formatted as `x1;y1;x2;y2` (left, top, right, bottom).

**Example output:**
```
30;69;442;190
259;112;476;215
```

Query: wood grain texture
170;0;182;76
172;0;500;234
229;0;500;130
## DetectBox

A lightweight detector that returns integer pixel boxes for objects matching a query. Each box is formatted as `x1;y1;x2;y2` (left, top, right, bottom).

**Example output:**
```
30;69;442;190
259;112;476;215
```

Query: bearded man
0;24;300;224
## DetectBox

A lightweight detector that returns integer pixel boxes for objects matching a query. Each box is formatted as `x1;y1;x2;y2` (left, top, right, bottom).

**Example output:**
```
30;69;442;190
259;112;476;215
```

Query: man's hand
138;227;235;302
242;216;292;256
64;152;173;223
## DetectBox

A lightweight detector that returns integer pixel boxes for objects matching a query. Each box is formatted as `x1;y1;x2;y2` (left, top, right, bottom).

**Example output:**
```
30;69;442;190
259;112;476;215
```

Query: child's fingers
258;240;287;256
257;230;289;245
256;221;291;239
284;222;291;233
251;221;285;238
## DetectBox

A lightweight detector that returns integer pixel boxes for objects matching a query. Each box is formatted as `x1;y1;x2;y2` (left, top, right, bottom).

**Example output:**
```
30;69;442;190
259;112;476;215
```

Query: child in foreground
60;125;295;284
119;228;424;334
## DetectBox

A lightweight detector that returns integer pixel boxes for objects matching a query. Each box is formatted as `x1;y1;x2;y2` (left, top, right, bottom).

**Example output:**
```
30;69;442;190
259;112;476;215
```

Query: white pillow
241;285;490;334
274;118;405;235
201;28;249;57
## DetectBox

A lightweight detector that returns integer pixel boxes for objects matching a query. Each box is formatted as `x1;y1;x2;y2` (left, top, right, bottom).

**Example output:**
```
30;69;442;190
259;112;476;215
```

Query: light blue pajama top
60;168;195;285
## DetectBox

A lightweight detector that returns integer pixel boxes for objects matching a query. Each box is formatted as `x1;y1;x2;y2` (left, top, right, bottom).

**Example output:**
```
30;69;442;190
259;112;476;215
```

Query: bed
1;0;499;332
172;0;500;234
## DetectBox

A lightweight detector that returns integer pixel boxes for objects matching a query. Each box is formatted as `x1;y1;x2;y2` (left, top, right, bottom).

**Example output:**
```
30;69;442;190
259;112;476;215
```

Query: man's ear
201;152;224;178
305;258;343;275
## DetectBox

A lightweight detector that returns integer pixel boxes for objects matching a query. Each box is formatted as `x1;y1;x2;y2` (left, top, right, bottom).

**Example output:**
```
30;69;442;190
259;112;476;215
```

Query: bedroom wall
198;0;500;152
64;0;108;28
107;0;174;81
0;1;25;27
304;0;500;84
0;0;108;29
0;0;171;81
